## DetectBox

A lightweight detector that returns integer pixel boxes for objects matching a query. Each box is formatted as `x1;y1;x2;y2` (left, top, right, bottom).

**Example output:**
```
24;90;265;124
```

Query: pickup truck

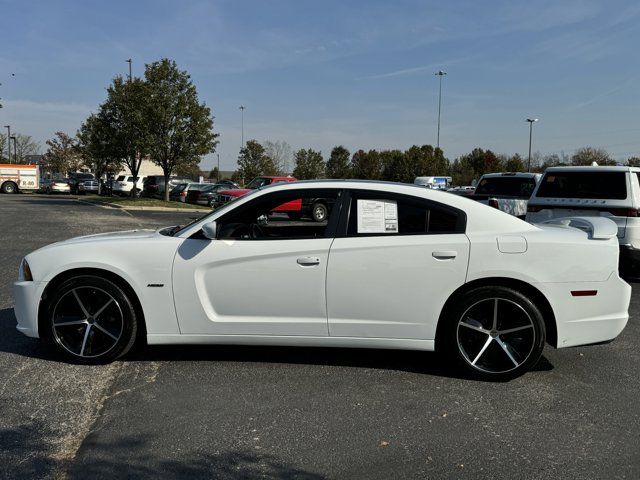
213;175;333;222
468;172;541;219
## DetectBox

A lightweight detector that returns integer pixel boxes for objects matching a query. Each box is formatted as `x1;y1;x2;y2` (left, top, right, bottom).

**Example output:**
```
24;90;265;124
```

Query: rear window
475;176;536;197
537;172;627;200
116;175;126;181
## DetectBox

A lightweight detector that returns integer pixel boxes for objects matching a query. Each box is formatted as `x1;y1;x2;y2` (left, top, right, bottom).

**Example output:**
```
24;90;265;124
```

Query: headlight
18;258;33;282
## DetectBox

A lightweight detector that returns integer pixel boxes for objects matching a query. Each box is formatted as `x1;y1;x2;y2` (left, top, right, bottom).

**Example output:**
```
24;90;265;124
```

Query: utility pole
526;118;539;172
10;136;16;163
126;58;132;82
4;125;10;163
435;70;447;150
239;105;245;150
216;153;220;182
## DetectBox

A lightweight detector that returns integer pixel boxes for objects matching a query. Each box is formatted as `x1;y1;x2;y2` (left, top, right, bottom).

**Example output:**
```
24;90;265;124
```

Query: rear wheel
442;286;545;381
42;275;138;364
311;202;328;222
1;181;17;194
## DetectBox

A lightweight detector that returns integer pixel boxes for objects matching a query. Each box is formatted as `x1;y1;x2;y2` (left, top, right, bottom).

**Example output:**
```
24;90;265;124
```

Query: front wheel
442;286;546;381
42;275;138;364
1;181;17;194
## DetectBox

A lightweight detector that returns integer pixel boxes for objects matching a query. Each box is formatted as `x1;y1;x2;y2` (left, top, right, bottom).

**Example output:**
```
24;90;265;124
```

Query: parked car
526;165;640;279
143;175;192;198
414;176;452;190
469;172;541;218
212;175;300;213
447;186;476;196
15;181;630;380
40;178;71;194
169;182;210;203
185;183;231;207
112;175;145;197
216;179;240;189
68;172;95;194
78;180;100;195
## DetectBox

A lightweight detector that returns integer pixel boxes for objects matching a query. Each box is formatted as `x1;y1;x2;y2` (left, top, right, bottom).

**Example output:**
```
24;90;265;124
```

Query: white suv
526;165;640;278
112;175;145;196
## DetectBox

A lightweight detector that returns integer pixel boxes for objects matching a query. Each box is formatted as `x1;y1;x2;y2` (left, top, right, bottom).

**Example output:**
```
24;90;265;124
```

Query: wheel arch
435;277;558;348
38;267;147;342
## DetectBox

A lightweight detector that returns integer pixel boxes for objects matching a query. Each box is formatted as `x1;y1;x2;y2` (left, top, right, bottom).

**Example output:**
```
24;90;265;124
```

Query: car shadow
0;307;554;381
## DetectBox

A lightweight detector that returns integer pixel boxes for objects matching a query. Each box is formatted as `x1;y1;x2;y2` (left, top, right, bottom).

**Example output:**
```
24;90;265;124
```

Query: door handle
297;257;321;266
432;251;457;260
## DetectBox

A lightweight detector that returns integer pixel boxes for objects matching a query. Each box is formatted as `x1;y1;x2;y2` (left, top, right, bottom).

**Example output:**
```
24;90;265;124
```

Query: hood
220;189;251;197
35;229;159;252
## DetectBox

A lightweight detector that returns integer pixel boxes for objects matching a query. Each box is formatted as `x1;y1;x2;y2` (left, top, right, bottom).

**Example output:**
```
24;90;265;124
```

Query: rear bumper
537;273;631;348
619;245;640;280
13;281;45;338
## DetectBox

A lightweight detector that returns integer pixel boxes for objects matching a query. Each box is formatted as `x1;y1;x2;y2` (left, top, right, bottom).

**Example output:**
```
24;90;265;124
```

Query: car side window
346;190;465;237
216;188;341;240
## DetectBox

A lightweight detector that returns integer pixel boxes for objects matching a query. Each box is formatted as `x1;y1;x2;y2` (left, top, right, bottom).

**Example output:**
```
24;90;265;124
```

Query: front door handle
432;251;457;260
297;256;321;266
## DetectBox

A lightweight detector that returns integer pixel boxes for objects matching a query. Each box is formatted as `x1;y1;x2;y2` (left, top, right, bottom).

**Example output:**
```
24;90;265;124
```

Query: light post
10;135;16;163
216;153;220;182
526;118;539;172
239;105;245;149
435;70;446;150
126;59;132;82
4;125;10;163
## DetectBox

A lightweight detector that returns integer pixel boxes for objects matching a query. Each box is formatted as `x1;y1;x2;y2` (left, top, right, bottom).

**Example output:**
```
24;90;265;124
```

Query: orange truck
0;164;40;193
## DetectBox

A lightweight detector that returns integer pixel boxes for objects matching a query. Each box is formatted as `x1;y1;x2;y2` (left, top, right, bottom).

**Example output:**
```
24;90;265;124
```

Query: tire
46;187;51;195
311;202;328;222
1;181;17;194
441;286;546;381
41;275;138;364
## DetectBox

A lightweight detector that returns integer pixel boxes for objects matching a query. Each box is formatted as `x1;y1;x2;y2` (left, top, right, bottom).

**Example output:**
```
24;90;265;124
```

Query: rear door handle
297;257;321;266
432;251;457;260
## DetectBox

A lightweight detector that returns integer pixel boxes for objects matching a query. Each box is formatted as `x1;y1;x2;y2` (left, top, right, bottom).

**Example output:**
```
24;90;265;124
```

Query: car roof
543;165;640;173
480;172;541;178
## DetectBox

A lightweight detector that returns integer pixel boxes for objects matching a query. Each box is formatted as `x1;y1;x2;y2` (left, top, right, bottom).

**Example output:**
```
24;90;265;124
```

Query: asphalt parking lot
1;194;639;480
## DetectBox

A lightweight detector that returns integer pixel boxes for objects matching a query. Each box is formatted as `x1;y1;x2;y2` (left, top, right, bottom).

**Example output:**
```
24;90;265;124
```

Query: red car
213;176;333;222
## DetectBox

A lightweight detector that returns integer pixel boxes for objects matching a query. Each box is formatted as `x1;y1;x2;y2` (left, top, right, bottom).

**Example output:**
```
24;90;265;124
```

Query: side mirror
201;221;217;240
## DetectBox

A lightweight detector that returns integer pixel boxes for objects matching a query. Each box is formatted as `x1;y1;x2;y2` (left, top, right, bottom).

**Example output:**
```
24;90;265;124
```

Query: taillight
488;199;499;209
181;192;187;197
527;205;542;213
606;208;638;217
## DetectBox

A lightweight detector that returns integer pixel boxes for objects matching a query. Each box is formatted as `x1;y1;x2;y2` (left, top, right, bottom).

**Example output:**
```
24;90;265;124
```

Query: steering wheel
250;223;265;239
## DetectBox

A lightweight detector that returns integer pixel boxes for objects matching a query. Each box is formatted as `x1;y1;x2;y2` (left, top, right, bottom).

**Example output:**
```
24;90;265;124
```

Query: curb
77;199;209;213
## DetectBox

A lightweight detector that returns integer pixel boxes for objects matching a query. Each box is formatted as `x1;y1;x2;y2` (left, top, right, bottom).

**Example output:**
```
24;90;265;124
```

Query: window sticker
357;199;399;233
546;176;555;182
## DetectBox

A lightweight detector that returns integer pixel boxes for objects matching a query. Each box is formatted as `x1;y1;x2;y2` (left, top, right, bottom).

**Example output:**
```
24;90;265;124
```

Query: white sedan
14;181;631;380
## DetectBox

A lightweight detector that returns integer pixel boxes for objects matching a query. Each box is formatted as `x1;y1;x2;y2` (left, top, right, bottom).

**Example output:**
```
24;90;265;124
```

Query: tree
144;59;219;200
571;147;615;166
381;149;411;183
13;134;40;163
263;140;293;174
0;135;6;162
351;149;382;179
77;114;123;193
44;132;82;174
627;157;640;167
98;76;152;196
504;153;525;172
292;148;325;179
237;140;278;185
326;145;351;179
208;166;220;180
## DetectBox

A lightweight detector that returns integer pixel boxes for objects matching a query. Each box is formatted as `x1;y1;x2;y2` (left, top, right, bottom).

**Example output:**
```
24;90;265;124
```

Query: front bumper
619;245;640;280
13;281;45;338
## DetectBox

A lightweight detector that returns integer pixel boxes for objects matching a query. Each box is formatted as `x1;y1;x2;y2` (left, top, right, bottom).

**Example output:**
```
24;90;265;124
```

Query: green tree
351;149;382;179
98;76;152;196
380;149;411;183
504;153;525;172
627;157;640;167
237;140;278;184
144;59;219;200
292;148;325;179
44;132;82;174
77;114;123;193
571;147;615;166
326;145;351;178
208;166;220;180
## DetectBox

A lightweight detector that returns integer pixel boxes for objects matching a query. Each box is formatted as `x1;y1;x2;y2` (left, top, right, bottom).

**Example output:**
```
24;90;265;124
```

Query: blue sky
1;0;639;170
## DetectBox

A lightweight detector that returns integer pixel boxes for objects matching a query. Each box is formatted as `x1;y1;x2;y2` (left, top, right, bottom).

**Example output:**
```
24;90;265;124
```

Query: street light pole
126;59;132;82
239;105;245;150
526;118;539;172
217;153;220;182
4;125;10;163
435;71;447;150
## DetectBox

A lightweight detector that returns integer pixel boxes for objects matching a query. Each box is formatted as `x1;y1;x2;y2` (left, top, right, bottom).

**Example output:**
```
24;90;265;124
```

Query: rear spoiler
538;216;618;240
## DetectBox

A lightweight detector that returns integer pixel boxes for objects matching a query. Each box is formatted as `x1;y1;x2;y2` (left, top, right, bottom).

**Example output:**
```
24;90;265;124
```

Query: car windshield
246;177;271;189
475;176;536;197
537;171;627;199
171;183;188;193
77;173;94;180
116;175;126;181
